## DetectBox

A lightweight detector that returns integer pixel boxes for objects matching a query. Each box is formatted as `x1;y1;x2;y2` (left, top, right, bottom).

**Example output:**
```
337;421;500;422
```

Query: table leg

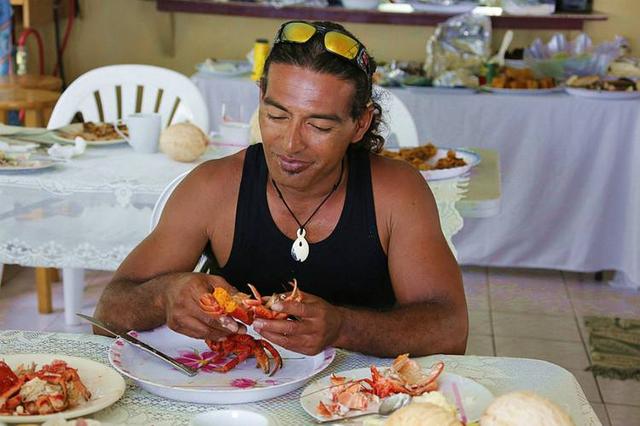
0;109;7;124
35;267;53;314
62;268;85;325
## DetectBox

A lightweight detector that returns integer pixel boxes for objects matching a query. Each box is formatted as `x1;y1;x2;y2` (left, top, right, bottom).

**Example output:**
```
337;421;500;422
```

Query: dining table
0;129;472;325
0;329;601;425
192;71;640;290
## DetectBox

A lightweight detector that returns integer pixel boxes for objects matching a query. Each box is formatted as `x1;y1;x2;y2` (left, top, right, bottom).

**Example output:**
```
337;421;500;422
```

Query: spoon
489;30;514;67
317;393;412;423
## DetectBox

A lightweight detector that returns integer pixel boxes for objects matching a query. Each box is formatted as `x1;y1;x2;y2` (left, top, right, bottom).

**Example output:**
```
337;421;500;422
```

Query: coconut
159;122;208;162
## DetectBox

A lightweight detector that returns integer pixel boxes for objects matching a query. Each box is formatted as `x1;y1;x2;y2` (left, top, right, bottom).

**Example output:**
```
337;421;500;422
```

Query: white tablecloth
0;330;600;425
0;140;465;270
192;72;640;289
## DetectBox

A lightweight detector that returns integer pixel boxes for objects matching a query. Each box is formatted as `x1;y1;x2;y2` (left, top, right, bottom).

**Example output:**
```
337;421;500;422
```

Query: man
94;20;468;357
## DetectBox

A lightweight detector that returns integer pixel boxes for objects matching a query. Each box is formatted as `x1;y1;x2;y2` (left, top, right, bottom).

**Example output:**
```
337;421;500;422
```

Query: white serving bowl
342;0;379;10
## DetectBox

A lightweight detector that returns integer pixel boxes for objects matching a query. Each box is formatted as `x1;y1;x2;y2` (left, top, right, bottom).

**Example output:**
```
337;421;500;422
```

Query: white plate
0;159;58;172
0;354;126;424
407;1;476;14
190;409;280;426
196;60;252;77
406;86;478;95
300;368;494;423
108;326;335;404
52;123;127;145
565;87;640;100
421;148;481;181
484;86;563;95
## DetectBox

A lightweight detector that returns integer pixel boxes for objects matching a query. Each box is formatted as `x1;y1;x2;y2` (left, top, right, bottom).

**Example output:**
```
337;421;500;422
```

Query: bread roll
386;402;462;426
480;391;575;426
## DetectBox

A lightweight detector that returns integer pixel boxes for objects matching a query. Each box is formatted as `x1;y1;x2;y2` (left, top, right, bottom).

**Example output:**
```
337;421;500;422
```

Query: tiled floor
1;265;639;425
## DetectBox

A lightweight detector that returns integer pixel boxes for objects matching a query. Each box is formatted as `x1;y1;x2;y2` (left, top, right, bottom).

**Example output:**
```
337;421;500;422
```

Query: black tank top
216;144;395;309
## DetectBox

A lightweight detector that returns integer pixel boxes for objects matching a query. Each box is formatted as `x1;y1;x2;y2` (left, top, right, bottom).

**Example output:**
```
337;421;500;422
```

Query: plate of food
0;354;126;424
52;122;128;145
0;154;58;172
487;67;559;95
381;144;481;181
300;355;494;424
108;325;335;404
484;86;563;95
196;59;252;77
564;75;640;100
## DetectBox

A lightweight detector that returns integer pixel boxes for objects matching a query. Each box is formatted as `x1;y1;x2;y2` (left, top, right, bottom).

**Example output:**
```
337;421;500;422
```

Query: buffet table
192;72;640;289
0;329;600;425
0;134;467;324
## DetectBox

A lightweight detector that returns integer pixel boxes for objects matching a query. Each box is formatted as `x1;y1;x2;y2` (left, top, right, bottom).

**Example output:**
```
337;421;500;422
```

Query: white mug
219;121;251;145
115;113;161;153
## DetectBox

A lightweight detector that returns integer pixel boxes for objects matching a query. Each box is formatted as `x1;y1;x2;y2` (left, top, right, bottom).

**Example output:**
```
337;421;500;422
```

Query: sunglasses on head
274;21;372;81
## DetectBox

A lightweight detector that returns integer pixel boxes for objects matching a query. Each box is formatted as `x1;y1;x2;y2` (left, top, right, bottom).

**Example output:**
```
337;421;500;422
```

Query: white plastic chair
43;64;209;325
376;87;420;148
150;171;189;232
47;64;209;132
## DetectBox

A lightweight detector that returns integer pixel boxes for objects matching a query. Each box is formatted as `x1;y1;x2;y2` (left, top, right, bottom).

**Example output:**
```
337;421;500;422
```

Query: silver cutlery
76;313;198;377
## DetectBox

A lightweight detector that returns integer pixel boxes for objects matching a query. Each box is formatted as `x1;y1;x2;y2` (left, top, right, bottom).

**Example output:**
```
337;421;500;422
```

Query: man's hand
163;273;246;341
252;292;343;356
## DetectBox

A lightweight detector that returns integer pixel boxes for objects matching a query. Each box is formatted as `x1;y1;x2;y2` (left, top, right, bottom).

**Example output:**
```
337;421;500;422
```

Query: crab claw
259;339;283;376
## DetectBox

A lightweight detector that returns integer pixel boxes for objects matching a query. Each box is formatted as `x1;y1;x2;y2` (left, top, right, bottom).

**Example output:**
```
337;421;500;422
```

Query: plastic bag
524;33;624;79
424;13;491;87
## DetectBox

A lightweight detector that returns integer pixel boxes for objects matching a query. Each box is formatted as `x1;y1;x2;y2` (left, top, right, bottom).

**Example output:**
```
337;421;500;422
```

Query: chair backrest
149;171;189;232
376;87;420;148
47;64;209;133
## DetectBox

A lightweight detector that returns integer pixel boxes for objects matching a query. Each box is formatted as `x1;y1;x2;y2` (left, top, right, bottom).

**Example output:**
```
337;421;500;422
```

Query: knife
76;313;198;377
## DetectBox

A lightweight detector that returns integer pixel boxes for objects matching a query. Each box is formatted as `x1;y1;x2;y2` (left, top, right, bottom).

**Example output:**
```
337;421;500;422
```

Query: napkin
47;137;87;159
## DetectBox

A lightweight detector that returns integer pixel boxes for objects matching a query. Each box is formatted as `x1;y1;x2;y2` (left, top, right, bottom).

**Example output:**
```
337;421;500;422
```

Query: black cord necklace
271;158;345;262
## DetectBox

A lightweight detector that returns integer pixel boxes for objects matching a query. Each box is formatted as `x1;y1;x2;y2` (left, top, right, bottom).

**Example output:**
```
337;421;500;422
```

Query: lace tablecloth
0;139;466;270
0;330;599;425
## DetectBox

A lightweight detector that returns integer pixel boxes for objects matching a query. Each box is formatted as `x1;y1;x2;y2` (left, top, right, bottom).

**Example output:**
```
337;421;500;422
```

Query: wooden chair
0;88;59;128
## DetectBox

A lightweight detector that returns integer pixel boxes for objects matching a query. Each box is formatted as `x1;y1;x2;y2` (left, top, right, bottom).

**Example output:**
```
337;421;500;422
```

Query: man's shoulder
180;149;247;203
369;152;426;189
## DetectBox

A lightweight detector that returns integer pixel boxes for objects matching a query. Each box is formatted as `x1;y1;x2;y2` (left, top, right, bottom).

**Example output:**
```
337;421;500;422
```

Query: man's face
259;63;370;190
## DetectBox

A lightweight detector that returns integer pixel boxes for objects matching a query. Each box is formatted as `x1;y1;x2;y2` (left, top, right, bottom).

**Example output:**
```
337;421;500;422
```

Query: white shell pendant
291;228;309;262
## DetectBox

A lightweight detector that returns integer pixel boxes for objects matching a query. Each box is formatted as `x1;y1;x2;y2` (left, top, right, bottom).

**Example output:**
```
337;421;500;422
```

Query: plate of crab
0;354;125;424
108;279;336;404
300;354;494;424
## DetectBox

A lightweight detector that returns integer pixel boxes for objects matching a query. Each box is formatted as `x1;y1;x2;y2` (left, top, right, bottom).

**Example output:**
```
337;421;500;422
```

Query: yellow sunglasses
274;21;372;80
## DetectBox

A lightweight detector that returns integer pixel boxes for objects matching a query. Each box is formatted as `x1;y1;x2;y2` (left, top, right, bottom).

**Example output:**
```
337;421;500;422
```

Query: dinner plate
196;60;252;77
0;354;126;424
565;87;640;100
484;86;563;95
52;123;127;145
422;148;481;181
0;159;58;172
406;1;477;14
300;368;494;423
108;325;335;404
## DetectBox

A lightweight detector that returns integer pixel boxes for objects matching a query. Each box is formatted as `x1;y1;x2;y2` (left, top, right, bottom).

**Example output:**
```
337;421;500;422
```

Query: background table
0;137;467;324
0;329;600;425
192;72;640;289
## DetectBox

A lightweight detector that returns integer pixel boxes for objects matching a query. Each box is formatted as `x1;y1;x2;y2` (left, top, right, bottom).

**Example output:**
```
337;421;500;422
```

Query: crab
198;279;303;375
0;360;91;415
367;355;444;398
